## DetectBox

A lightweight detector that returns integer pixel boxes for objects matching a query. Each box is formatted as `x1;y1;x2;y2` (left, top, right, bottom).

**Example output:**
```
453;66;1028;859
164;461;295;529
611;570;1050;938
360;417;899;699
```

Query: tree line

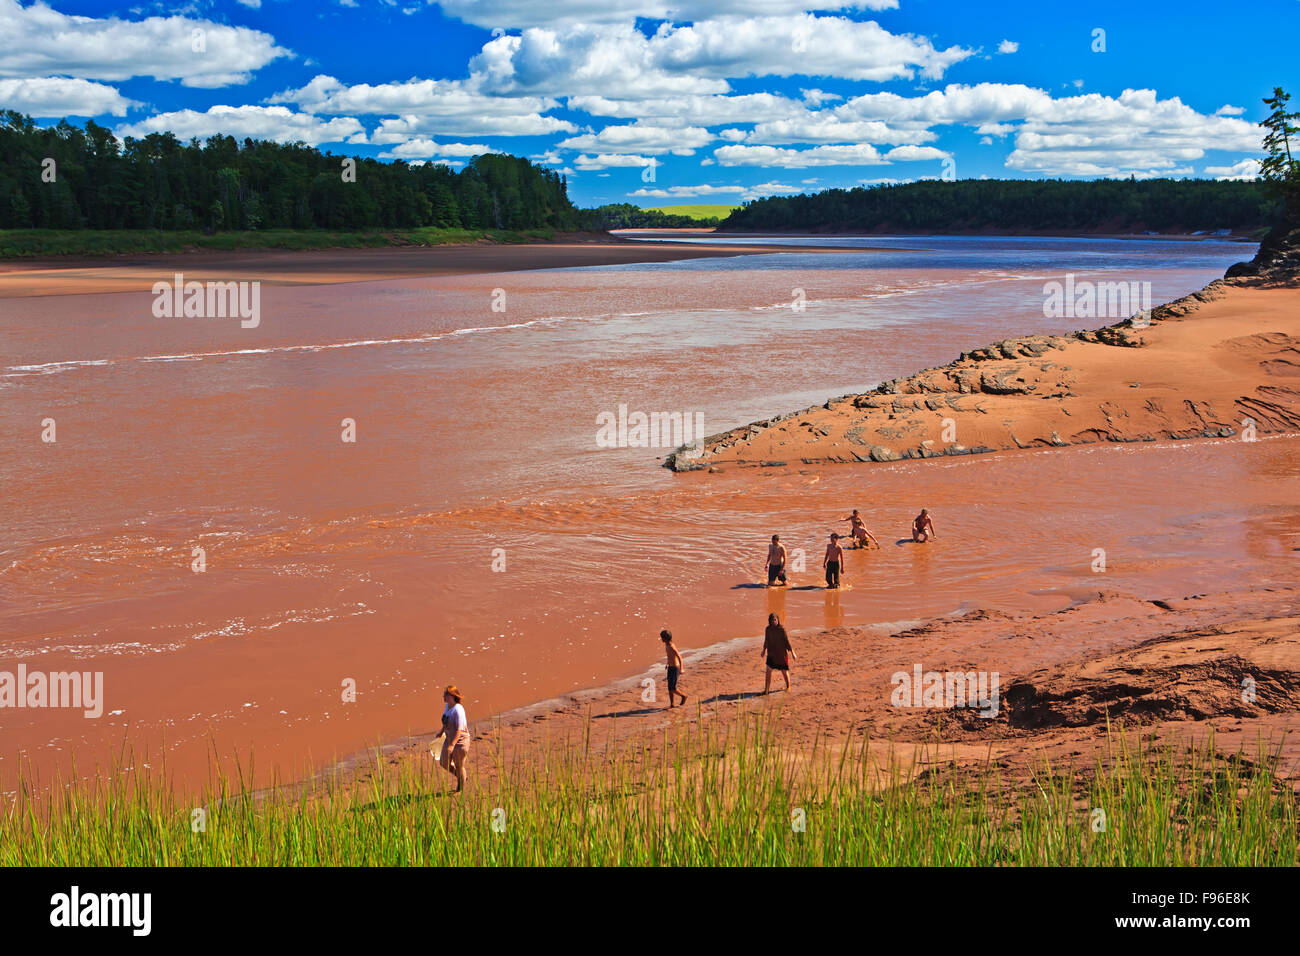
0;111;578;232
719;178;1282;234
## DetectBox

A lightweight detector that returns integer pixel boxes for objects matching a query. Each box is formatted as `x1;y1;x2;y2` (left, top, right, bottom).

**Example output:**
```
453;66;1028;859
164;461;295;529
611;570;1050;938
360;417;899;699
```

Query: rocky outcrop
1226;221;1300;283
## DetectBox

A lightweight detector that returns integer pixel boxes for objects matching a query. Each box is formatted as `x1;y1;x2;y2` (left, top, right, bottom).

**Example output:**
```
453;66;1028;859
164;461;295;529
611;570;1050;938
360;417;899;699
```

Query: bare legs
439;741;468;792
763;666;790;694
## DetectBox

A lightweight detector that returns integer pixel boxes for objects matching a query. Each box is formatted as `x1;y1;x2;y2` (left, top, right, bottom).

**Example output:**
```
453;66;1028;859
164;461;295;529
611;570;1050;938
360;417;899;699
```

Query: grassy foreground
0;227;559;259
2;716;1295;866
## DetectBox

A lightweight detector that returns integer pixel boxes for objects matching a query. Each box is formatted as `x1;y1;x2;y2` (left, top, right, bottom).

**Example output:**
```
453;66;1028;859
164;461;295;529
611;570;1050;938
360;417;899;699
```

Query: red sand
350;584;1300;800
686;280;1300;467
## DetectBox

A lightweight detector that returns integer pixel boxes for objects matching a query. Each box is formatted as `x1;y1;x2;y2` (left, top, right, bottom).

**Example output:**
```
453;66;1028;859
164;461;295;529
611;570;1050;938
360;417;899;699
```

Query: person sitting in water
842;509;880;550
912;508;937;543
766;534;787;587
823;533;845;589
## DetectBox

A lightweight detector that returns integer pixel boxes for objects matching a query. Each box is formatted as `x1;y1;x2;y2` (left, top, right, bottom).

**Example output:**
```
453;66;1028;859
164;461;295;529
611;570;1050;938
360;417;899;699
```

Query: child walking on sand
660;629;688;707
433;684;470;793
762;613;796;694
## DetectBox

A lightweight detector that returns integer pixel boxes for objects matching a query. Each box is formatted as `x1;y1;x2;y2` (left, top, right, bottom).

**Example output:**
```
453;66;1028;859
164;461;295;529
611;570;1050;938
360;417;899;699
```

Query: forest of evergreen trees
719;178;1281;234
0;111;578;232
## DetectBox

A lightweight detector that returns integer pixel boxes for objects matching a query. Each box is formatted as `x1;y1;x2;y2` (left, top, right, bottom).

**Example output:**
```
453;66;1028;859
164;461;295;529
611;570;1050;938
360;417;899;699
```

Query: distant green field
650;204;739;221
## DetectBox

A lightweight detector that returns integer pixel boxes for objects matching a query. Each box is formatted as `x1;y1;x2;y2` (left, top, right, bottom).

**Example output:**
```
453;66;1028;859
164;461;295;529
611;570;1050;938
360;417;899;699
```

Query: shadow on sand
352;790;452;814
701;691;766;704
592;706;665;720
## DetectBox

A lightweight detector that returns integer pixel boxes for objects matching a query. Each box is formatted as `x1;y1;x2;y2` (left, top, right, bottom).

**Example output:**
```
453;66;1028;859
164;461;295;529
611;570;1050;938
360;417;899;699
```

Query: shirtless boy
912;508;937;543
823;533;845;589
660;629;687;707
842;509;880;550
766;534;788;586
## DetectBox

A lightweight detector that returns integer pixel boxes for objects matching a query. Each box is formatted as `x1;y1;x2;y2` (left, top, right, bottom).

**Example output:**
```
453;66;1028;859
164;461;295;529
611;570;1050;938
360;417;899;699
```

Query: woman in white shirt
434;684;471;793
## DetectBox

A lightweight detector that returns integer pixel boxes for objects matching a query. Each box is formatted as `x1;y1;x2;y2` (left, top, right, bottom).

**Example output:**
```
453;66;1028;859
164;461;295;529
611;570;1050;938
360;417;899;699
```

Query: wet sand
351;581;1300;801
0;239;862;298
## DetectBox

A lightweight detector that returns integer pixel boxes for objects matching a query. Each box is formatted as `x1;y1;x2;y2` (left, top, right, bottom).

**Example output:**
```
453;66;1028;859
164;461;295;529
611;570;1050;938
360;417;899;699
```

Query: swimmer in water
842;509;880;549
912;508;937;543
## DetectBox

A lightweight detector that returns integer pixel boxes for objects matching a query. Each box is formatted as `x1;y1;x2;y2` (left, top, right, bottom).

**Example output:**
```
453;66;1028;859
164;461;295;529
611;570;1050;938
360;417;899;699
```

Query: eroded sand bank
671;279;1300;469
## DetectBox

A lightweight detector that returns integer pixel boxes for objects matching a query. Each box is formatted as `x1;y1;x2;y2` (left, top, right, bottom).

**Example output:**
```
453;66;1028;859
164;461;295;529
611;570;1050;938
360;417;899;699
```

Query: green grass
2;714;1294;867
0;227;558;259
649;204;739;221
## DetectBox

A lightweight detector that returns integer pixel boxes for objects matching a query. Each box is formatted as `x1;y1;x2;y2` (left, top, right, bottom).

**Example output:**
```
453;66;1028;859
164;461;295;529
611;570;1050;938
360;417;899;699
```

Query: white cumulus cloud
0;0;290;88
714;143;888;167
1203;158;1261;181
471;16;970;98
0;76;136;116
268;74;576;137
115;105;363;145
574;153;659;169
378;137;491;159
559;123;712;155
435;0;899;29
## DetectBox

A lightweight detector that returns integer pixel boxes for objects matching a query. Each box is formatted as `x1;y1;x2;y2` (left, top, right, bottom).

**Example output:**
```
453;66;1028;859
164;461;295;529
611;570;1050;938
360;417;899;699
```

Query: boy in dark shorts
766;534;787;586
660;629;687;708
823;532;845;588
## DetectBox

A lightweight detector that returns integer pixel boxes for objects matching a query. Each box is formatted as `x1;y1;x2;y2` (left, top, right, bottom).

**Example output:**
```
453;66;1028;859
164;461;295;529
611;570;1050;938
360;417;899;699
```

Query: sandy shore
339;580;1299;802
0;238;856;298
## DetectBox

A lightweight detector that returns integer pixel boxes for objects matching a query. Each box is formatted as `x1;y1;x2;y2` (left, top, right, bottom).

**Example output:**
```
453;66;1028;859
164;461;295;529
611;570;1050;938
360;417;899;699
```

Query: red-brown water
3;236;1292;793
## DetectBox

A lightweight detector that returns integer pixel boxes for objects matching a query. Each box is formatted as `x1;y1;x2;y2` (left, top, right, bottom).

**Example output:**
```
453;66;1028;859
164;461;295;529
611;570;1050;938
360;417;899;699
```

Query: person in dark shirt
761;613;797;694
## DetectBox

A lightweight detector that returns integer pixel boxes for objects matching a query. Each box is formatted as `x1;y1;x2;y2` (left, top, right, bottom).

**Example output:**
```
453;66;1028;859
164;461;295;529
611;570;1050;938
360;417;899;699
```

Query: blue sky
2;0;1297;207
